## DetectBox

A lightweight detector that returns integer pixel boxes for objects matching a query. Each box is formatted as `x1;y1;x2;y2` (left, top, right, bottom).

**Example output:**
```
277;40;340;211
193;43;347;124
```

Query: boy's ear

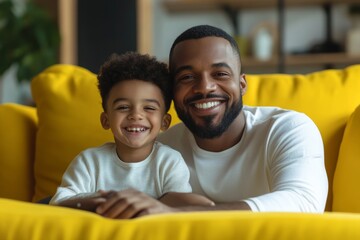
160;113;172;131
100;112;110;129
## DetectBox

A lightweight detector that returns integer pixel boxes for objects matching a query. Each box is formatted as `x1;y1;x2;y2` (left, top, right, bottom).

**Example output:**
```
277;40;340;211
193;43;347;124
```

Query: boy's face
101;79;171;161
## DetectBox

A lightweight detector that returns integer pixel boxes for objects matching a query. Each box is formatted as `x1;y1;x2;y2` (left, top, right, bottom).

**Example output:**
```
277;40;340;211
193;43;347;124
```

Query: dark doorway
77;0;137;73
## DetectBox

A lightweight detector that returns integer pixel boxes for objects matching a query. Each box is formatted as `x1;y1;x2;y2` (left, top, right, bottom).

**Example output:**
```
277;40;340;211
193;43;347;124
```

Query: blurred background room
1;0;360;104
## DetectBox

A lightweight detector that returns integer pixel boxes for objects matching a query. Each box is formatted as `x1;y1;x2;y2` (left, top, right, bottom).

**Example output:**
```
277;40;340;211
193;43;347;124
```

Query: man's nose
193;74;216;94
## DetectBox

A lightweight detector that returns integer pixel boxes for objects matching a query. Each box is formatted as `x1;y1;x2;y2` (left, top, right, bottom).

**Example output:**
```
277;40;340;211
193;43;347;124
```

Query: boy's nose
127;109;143;120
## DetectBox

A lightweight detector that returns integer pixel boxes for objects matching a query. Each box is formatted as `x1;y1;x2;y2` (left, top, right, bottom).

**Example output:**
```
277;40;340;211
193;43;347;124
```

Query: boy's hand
96;188;175;219
57;190;109;211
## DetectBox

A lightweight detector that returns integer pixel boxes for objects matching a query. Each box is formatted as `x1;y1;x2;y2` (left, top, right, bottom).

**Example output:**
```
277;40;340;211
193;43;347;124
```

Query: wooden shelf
163;0;360;72
163;0;360;12
242;53;360;68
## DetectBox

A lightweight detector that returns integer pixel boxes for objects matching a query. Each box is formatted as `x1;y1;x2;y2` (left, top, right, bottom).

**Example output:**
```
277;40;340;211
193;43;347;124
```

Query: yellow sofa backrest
31;64;360;211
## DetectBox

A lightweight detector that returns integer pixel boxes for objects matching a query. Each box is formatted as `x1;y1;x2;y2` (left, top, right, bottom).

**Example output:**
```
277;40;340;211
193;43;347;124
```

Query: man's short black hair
98;52;172;112
169;25;241;73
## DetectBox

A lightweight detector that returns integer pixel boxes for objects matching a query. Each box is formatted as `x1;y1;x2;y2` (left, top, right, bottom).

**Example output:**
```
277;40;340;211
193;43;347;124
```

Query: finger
114;199;148;219
76;197;107;211
102;198;139;219
92;197;108;205
115;196;166;219
96;190;132;215
97;190;117;198
97;190;149;219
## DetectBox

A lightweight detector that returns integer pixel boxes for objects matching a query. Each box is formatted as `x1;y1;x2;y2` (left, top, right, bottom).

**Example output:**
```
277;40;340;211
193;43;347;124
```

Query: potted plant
0;0;60;103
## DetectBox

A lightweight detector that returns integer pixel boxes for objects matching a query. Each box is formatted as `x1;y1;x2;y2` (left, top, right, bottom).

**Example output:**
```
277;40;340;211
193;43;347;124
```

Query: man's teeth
126;127;146;132
195;101;220;109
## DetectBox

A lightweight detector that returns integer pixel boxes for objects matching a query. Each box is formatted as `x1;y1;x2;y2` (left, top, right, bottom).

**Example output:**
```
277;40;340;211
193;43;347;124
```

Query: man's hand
96;189;175;219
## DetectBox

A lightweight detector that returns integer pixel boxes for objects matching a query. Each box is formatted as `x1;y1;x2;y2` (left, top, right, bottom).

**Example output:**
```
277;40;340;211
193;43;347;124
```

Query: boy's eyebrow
144;99;161;107
112;98;161;107
112;98;127;105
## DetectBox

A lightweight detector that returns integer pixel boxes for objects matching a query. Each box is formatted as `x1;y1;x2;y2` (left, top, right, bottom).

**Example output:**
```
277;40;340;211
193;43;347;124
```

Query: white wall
0;66;19;103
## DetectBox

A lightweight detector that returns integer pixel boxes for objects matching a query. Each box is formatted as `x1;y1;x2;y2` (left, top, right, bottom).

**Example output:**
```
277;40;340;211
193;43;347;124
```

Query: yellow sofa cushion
31;65;114;201
1;198;360;240
332;105;360;212
0;104;37;201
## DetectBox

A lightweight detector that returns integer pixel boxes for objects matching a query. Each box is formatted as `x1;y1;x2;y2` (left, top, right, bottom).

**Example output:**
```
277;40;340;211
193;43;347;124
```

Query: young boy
50;52;213;218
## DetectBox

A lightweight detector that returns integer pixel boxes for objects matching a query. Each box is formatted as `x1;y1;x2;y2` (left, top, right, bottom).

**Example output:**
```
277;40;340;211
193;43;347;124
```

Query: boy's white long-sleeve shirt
50;142;191;204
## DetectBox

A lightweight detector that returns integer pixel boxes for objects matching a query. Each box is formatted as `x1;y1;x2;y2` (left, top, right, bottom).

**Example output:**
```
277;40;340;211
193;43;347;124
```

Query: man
96;25;328;218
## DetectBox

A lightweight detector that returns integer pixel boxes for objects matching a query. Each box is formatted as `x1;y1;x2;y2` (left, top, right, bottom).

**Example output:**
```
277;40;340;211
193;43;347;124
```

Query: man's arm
159;192;251;210
177;201;251;212
159;192;215;207
95;189;252;219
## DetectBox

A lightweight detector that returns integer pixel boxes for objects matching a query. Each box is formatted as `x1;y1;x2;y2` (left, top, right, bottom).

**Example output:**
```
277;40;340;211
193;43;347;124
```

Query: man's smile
194;101;221;110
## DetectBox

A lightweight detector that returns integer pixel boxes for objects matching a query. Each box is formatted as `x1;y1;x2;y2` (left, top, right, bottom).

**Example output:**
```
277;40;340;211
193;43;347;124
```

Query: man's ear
240;73;247;96
100;112;110;130
160;113;172;131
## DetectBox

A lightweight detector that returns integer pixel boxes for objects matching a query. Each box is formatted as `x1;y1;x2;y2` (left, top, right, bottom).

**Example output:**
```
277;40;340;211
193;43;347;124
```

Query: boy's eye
116;105;129;111
144;106;157;111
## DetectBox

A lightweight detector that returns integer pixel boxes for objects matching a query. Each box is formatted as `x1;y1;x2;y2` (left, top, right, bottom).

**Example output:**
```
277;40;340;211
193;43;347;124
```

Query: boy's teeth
195;101;220;109
126;127;145;132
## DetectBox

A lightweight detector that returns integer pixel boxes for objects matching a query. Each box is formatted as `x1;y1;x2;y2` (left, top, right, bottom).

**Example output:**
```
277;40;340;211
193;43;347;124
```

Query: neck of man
194;111;246;152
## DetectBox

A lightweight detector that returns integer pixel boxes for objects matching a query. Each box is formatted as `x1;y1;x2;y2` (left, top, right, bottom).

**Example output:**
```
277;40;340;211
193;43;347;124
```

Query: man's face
170;37;246;138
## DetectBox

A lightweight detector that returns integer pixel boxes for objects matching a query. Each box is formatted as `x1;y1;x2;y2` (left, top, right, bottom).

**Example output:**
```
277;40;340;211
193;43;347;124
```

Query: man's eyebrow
174;65;192;76
212;62;231;69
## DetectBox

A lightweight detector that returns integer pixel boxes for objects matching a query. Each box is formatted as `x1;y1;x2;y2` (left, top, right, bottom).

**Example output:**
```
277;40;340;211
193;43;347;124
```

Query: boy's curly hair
98;52;172;112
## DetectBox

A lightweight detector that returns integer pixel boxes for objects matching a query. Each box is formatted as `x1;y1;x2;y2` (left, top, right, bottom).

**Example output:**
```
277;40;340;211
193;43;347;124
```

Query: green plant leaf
0;0;60;82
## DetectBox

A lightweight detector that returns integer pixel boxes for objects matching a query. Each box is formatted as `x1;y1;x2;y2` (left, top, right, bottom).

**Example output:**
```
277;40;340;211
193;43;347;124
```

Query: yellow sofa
1;64;360;239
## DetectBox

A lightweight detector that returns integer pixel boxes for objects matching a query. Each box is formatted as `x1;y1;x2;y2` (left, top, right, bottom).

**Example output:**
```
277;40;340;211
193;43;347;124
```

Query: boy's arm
54;191;108;212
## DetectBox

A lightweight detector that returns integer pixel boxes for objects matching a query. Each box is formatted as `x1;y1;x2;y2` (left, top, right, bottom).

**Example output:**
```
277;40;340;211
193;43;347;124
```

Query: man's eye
177;74;194;83
214;72;229;78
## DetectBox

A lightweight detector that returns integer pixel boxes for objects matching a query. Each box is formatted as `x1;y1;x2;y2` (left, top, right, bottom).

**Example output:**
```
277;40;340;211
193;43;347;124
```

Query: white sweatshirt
51;142;191;204
158;106;328;212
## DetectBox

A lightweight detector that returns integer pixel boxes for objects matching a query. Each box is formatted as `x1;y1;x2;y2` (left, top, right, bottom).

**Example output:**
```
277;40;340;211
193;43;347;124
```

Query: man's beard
175;96;243;139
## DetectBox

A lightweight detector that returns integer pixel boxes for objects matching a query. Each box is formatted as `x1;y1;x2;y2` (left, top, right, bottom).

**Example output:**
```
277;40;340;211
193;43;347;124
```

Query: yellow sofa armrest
1;198;360;240
333;104;360;212
0;103;38;201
